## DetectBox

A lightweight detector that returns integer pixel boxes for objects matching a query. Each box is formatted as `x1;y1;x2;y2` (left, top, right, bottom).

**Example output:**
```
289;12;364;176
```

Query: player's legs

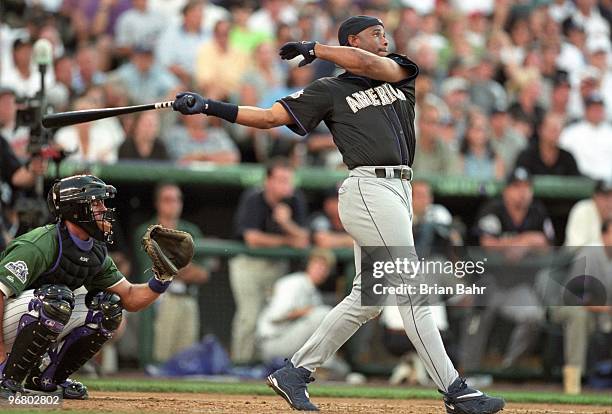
229;256;287;364
1;285;74;396
154;294;198;362
24;290;123;399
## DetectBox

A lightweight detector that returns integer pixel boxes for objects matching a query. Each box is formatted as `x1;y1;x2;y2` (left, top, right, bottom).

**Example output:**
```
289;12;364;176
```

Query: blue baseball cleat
267;360;319;411
440;377;505;414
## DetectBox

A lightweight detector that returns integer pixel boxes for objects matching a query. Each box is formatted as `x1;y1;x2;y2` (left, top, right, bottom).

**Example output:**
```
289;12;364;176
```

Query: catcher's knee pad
27;291;123;391
2;285;74;382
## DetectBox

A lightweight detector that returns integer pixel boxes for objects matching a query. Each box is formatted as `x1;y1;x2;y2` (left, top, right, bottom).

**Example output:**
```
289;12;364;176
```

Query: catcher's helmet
47;175;117;243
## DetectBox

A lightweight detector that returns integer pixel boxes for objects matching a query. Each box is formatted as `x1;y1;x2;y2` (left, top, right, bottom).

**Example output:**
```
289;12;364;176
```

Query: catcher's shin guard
2;285;74;383
26;292;122;395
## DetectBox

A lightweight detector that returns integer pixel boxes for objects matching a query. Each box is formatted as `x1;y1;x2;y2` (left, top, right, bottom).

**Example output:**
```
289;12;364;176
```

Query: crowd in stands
0;0;610;178
0;0;611;391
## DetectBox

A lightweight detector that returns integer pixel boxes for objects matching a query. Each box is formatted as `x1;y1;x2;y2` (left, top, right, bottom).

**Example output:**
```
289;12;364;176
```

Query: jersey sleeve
277;79;333;136
386;53;419;87
87;256;125;292
0;240;54;296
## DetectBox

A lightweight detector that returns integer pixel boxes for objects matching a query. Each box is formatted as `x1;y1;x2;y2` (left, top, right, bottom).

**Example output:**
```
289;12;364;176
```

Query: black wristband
205;100;239;123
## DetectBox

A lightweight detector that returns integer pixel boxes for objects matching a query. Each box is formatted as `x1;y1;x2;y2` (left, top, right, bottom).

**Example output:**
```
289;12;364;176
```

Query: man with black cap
461;167;555;372
172;15;504;413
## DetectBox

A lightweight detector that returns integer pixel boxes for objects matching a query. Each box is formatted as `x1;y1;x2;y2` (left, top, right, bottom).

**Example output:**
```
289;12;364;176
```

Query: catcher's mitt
141;224;194;282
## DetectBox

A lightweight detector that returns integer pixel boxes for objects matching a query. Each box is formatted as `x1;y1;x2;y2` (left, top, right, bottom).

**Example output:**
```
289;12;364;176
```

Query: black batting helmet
47;175;117;243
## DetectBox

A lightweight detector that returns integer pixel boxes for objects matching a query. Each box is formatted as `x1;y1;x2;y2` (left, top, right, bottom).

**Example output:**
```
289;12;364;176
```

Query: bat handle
154;101;175;109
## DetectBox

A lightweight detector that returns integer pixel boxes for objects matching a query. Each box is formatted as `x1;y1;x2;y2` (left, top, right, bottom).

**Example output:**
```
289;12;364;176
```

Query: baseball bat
42;95;195;128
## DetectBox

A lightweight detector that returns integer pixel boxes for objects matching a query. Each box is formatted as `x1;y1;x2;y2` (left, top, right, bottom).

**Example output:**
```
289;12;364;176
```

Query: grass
81;378;612;406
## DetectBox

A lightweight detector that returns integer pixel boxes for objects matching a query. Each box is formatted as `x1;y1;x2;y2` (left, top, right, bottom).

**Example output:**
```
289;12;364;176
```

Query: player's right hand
173;92;208;115
279;41;317;67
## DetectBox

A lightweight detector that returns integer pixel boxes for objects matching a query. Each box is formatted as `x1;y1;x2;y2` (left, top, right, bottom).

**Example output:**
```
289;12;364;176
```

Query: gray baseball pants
291;166;458;392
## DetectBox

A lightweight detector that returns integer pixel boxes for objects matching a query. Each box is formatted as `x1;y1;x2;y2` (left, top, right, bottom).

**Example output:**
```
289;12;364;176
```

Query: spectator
310;186;353;249
229;158;309;364
257;249;343;370
565;0;610;48
565;180;612;247
459;112;504;180
195;19;248;100
155;0;209;87
165;114;239;164
567;66;603;121
440;77;470;142
240;42;287;99
548;70;572;121
54;96;125;163
247;0;297;38
60;0;131;42
514;112;580;176
2;36;55;98
468;55;507;115
114;0;166;57
489;107;527;173
229;0;273;54
134;183;208;362
559;93;612;181
550;219;612;394
412;104;460;176
0;87;29;159
113;44;179;105
411;180;460;258
461;167;554;372
507;70;546;141
73;44;107;96
584;38;612;120
118;111;169;161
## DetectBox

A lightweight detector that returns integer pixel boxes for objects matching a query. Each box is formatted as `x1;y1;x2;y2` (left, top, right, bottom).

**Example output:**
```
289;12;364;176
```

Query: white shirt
247;6;297;37
565;198;604;247
559;121;612;180
257;273;322;338
114;9;166;48
155;24;209;75
55;118;125;164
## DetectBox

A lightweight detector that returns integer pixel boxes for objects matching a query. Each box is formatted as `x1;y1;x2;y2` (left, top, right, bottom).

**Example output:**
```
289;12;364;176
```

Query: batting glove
279;41;317;67
173;92;208;115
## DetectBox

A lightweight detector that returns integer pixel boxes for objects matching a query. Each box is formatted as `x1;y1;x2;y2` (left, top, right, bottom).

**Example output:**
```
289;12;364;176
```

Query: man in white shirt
155;0;209;85
560;93;612;180
257;249;335;364
565;180;612;246
114;0;166;57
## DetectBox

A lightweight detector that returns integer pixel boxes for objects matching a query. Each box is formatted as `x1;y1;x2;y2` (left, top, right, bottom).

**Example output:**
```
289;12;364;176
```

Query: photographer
0;126;46;250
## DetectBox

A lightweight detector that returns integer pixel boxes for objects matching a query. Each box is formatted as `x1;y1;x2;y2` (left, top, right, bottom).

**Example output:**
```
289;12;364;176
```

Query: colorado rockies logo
5;260;29;283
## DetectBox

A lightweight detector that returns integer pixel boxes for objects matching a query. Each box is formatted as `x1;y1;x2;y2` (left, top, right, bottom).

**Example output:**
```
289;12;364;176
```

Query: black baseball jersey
278;54;419;169
473;199;556;241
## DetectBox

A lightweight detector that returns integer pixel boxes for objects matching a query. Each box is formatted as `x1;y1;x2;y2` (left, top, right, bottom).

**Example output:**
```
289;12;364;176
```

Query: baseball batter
0;175;192;399
173;15;504;414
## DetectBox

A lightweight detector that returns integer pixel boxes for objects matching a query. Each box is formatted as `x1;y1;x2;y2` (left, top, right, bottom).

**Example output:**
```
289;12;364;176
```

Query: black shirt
514;144;580;176
473;199;555;241
118;137;170;161
278;54;419;169
233;188;308;240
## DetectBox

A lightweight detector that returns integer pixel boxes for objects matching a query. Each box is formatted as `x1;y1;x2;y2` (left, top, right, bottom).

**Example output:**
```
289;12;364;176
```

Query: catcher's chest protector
31;223;107;290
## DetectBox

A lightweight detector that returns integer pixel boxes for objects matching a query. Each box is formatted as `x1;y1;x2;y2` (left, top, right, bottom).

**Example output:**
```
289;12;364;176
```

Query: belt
374;167;413;180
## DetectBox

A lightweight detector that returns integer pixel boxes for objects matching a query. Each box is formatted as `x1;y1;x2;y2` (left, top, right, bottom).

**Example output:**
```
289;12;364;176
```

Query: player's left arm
95;257;161;312
313;44;416;83
106;278;161;312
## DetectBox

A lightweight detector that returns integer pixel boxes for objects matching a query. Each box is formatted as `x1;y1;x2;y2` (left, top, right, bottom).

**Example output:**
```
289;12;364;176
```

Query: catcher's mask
47;175;117;244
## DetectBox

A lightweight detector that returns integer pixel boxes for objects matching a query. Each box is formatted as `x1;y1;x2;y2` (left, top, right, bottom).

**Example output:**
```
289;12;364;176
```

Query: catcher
0;174;194;399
